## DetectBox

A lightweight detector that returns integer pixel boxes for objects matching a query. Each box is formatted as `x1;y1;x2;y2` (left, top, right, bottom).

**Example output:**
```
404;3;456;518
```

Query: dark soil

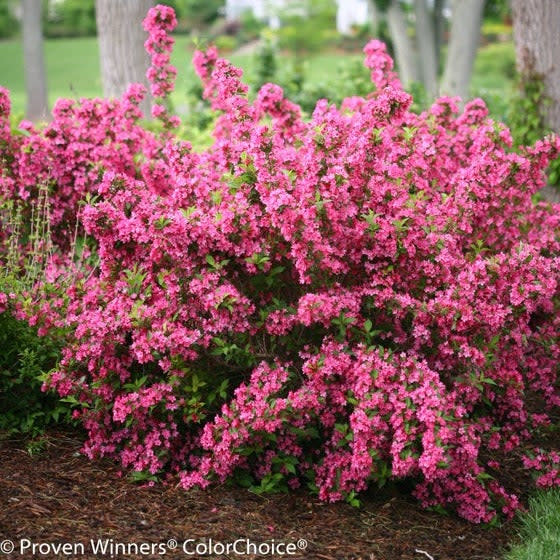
0;431;520;560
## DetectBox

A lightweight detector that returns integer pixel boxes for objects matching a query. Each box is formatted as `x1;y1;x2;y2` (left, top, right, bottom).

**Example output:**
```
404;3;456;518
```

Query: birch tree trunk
95;0;154;117
440;0;485;100
511;0;560;134
386;0;420;86
414;0;438;98
22;0;48;121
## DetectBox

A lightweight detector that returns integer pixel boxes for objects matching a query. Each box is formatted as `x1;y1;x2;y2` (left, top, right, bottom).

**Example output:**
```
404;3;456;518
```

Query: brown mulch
0;431;519;560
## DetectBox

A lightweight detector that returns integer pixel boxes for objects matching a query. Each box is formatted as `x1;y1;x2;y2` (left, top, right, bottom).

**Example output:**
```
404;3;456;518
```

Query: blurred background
3;0;559;191
0;0;514;116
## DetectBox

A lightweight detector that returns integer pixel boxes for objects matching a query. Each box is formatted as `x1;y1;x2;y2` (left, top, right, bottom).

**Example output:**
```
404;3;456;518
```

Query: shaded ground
0;431;517;560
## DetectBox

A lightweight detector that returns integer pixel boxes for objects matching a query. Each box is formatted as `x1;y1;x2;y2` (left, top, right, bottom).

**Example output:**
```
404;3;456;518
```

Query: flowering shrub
523;449;560;489
2;6;559;523
0;85;161;247
0;138;71;436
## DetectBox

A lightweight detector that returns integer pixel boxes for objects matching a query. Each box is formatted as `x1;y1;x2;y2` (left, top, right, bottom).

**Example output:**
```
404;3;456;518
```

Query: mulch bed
0;431;521;560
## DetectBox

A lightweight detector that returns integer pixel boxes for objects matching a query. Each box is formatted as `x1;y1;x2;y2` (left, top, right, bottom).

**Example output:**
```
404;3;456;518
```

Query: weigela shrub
0;84;161;247
3;6;560;522
0;103;71;435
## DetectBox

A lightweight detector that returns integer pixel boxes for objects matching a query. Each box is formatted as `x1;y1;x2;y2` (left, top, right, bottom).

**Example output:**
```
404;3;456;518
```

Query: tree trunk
440;0;485;100
368;0;381;36
414;0;438;98
433;0;445;77
386;0;420;86
95;0;153;117
22;0;48;121
511;0;560;134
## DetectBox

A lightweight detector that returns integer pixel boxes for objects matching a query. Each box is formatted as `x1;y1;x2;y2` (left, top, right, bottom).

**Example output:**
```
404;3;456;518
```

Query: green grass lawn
0;36;102;117
0;34;515;119
0;35;213;116
471;40;516;120
505;489;560;560
0;34;350;116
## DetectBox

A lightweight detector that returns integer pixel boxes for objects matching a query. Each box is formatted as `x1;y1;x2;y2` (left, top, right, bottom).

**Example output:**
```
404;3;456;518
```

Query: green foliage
238;8;265;40
275;0;337;55
505;490;560;560
41;0;222;39
471;41;516;121
0;2;18;39
473;41;516;83
336;18;393;57
252;44;372;114
484;0;510;22
0;303;69;437
371;0;391;11
164;0;223;27
253;35;277;90
508;72;560;189
0;192;72;437
0;32;516;122
43;0;96;39
180;80;217;143
481;20;512;40
214;34;238;53
509;75;547;145
25;435;49;456
407;82;430;115
292;57;370;112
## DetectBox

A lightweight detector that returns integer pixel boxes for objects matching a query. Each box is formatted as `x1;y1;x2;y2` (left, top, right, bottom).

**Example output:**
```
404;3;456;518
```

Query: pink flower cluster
2;7;559;523
143;4;179;128
523;449;560;488
0;87;161;244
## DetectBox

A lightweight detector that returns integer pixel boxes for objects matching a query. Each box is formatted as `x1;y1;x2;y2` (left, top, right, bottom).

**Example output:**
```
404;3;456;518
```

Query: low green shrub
0;300;70;437
252;46;373;114
213;34;238;53
164;0;222;27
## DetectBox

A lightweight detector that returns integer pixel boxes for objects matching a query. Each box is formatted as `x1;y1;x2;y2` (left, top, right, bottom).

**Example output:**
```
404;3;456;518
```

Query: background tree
368;0;485;101
440;0;485;100
95;0;154;117
414;0;437;97
511;0;560;202
511;0;560;134
385;0;419;86
22;0;48;121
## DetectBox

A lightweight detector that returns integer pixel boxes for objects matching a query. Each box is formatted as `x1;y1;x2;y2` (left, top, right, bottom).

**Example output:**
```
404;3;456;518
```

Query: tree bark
386;0;420;86
95;0;154;117
414;0;438;98
22;0;48;121
433;0;444;72
440;0;485;100
511;0;560;134
368;0;381;35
